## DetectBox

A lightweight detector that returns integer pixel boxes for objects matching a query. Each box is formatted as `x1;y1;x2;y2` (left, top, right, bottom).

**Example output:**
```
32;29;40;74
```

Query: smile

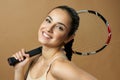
42;32;52;39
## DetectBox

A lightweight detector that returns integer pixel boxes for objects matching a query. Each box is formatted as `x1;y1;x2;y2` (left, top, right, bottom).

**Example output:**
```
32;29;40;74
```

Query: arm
51;59;97;80
14;67;24;80
12;49;30;80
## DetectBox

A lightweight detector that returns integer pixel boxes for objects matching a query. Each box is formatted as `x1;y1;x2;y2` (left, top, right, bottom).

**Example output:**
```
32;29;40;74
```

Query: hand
12;49;30;70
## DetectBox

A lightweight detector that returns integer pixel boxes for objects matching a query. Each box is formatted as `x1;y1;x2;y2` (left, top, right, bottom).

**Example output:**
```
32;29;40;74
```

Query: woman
13;5;97;80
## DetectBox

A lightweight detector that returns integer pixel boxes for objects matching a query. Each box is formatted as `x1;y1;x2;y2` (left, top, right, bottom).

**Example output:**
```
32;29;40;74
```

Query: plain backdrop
0;0;120;80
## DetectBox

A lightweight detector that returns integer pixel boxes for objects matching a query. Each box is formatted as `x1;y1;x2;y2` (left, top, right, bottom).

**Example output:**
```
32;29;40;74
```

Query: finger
22;49;29;58
21;48;25;55
21;49;30;63
12;52;20;61
18;51;24;61
16;51;22;61
12;53;18;60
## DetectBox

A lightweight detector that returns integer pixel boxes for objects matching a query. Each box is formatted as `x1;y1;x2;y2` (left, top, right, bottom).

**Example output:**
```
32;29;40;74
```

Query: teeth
43;32;51;38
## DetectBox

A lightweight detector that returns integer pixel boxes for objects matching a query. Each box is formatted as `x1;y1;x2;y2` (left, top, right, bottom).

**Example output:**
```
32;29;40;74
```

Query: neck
41;46;61;60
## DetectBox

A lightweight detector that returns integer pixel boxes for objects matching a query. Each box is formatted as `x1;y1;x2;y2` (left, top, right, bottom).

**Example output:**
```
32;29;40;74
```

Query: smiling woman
12;5;97;80
38;8;72;48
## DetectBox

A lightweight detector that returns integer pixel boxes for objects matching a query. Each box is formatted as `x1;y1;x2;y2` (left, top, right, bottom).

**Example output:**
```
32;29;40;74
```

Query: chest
28;63;57;80
30;61;49;78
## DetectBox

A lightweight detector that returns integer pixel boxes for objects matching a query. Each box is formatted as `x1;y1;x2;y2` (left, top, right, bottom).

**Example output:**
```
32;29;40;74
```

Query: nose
46;24;54;33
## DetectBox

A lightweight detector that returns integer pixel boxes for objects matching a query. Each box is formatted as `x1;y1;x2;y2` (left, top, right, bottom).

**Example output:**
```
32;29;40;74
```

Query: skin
13;8;97;80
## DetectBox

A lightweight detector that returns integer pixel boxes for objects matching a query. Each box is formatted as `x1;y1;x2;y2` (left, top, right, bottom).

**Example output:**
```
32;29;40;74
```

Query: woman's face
38;8;72;47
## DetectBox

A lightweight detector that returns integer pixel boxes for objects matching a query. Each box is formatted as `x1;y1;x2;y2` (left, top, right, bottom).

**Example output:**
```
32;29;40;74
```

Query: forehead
48;8;72;27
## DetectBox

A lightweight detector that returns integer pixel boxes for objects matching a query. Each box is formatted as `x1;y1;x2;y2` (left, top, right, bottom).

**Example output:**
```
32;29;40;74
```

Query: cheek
38;26;44;40
38;27;42;36
54;26;70;40
54;32;68;42
38;23;45;34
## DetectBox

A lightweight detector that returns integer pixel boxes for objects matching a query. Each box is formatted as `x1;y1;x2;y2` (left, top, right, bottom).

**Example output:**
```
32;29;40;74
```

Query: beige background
0;0;120;80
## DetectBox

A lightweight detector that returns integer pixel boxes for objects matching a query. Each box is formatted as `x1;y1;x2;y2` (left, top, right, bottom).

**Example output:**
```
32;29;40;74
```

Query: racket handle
7;47;42;66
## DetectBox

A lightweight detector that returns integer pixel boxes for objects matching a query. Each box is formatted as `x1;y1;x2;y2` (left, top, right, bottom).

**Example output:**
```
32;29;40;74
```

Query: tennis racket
7;10;112;66
72;10;111;55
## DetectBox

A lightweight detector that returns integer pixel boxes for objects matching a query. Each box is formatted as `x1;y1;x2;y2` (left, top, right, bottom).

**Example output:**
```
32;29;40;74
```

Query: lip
42;31;52;39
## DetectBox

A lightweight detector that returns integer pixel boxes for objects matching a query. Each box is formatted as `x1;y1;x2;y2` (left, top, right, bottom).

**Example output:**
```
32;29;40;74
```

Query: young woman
13;5;97;80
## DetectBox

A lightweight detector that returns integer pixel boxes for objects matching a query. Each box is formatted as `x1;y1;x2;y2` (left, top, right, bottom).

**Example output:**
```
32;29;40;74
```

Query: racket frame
74;10;112;55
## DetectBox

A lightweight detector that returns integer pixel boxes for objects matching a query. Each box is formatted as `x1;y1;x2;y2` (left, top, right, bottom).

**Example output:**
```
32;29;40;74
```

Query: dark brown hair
54;5;80;61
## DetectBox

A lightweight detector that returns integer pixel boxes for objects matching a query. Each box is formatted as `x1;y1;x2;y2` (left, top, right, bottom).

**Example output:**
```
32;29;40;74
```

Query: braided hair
54;5;80;61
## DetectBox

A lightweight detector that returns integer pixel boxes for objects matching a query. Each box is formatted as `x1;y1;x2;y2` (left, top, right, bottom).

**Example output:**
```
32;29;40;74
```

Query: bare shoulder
50;58;97;80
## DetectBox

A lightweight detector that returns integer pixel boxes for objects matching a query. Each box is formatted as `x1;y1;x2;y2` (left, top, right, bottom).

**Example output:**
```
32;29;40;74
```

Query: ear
64;34;75;44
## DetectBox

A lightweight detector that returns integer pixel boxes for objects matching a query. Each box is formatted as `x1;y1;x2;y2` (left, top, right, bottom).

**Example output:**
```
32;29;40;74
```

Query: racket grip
7;46;42;66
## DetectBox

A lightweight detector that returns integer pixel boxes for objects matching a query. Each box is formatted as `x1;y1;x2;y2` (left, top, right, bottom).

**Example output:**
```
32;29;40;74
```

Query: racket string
72;10;112;56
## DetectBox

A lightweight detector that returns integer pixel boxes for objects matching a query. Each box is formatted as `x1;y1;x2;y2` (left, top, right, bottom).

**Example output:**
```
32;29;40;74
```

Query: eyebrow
47;16;53;21
47;16;68;29
57;22;67;29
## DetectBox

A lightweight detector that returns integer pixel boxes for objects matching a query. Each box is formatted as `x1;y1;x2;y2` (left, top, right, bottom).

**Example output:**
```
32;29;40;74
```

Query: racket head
73;10;112;56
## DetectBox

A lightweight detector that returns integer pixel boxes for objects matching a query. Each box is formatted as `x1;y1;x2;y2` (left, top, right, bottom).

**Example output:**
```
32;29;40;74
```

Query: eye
56;25;64;31
58;26;64;31
45;18;51;23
